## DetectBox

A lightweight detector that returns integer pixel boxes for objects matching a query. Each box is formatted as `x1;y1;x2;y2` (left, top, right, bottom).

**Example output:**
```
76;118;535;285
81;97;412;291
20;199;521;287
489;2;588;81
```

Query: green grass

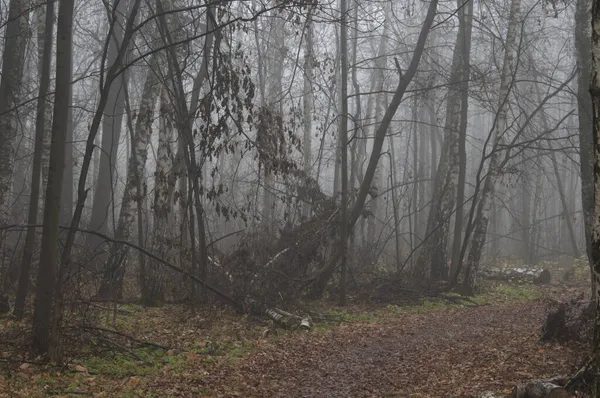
315;283;546;328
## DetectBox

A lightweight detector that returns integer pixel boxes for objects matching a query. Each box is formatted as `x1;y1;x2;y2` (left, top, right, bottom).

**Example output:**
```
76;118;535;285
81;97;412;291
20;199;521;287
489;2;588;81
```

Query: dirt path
161;301;584;397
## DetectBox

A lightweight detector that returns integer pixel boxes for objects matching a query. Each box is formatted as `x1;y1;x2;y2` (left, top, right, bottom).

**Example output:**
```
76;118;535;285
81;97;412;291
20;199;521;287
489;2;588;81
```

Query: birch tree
97;53;161;300
417;0;473;281
463;0;522;295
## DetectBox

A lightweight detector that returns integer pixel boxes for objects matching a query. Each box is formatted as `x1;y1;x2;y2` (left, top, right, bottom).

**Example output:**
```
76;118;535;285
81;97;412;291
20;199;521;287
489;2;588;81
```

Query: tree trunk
89;0;130;250
97;54;161;300
62;66;74;225
302;12;314;220
339;0;348;306
309;0;439;297
366;4;391;244
145;85;176;305
261;11;284;228
463;0;521;295
588;0;600;390
32;0;74;356
576;0;593;268
450;0;473;279
13;0;55;320
531;80;581;259
417;0;473;281
0;0;30;224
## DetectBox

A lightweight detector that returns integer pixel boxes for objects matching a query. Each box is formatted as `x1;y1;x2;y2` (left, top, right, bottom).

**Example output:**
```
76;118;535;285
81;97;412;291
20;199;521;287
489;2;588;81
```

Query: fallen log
265;308;312;330
481;267;551;285
510;381;572;398
476;380;574;398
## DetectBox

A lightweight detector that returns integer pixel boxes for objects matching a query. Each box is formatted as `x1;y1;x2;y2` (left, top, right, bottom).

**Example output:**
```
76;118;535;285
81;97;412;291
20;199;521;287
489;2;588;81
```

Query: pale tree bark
463;0;522;295
89;0;130;249
349;0;362;219
97;53;161;300
14;0;55;320
38;0;53;215
62;67;74;225
145;85;176;304
309;0;438;297
417;0;473;281
366;3;391;244
155;0;216;298
0;0;30;224
302;11;314;219
261;11;284;228
32;0;74;356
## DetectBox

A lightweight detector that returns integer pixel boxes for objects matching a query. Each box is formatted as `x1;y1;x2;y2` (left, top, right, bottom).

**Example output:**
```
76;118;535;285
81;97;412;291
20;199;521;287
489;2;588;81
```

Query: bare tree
89;0;130;250
32;0;74;356
0;0;30;224
463;0;522;295
13;0;55;320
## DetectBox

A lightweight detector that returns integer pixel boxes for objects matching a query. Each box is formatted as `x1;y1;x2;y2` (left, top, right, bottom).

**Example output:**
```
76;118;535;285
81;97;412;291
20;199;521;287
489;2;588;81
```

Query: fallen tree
477;379;574;398
480;267;551;285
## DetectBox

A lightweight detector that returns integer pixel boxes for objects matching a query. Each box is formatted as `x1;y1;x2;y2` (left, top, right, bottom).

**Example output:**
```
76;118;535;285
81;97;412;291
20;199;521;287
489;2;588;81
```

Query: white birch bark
146;85;177;303
463;0;522;294
97;55;161;299
416;0;472;280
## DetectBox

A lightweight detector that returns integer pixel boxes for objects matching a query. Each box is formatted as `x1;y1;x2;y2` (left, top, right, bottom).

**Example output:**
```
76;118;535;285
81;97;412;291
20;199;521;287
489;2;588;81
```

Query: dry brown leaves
0;288;588;397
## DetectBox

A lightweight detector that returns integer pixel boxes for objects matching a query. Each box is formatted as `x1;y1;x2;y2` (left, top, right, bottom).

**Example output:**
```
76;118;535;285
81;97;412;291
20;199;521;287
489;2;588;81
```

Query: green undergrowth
316;283;547;328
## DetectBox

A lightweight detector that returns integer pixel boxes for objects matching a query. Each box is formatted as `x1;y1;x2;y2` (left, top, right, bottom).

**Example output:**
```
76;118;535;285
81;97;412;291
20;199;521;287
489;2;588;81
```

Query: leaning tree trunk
31;0;74;356
309;0;439;297
0;0;29;225
366;3;391;245
463;0;521;295
88;0;130;252
155;0;215;299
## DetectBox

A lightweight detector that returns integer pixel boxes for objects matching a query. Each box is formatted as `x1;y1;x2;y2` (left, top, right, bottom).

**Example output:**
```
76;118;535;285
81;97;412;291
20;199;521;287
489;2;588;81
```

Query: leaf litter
0;286;587;397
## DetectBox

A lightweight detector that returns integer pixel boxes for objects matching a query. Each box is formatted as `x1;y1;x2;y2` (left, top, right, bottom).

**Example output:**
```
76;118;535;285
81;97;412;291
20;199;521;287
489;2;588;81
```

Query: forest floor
0;283;589;397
